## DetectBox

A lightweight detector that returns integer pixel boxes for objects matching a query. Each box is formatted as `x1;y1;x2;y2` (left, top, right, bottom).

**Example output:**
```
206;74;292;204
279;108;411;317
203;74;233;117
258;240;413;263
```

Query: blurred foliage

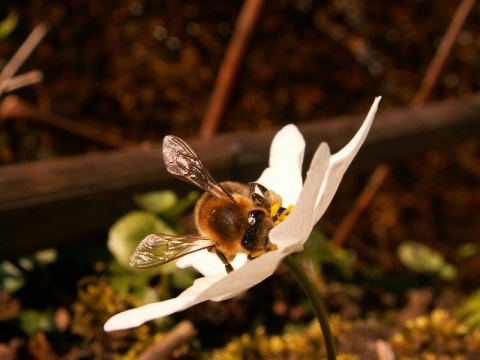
397;240;457;281
134;190;199;223
133;190;179;214
457;289;480;328
0;9;18;40
390;309;480;359
71;279;167;358
302;227;357;281
108;210;175;271
1;178;479;358
0;248;58;295
205;320;337;360
456;242;480;259
18;308;55;336
204;309;480;359
0;261;25;293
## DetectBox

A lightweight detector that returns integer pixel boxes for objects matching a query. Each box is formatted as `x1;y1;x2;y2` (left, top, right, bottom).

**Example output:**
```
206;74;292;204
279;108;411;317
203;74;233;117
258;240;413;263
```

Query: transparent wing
163;136;232;200
129;234;215;269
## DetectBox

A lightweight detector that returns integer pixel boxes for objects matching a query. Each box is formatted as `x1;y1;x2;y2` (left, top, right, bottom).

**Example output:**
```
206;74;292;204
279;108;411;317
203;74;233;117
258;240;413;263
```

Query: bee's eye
247;213;256;226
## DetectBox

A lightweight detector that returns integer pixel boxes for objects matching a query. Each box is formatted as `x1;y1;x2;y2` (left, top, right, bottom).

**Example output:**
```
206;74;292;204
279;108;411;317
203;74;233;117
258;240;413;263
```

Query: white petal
104;250;286;331
104;295;199;331
271;143;331;251
257;124;305;206
182;250;285;301
175;250;224;276
176;250;248;277
313;97;381;223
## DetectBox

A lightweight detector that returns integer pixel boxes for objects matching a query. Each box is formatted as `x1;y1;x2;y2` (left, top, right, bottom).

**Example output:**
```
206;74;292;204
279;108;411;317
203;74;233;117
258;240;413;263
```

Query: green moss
390;309;480;359
71;280;164;358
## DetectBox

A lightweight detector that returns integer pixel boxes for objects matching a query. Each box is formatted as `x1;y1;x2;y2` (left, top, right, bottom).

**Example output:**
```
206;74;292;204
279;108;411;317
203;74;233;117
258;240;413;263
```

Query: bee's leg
246;242;278;261
215;248;234;273
272;206;291;223
248;182;271;211
254;182;268;195
248;181;257;199
252;182;289;220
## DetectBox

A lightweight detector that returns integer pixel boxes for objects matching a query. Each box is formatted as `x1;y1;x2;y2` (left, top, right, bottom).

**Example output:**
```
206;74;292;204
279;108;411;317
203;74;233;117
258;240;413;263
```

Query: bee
129;135;291;273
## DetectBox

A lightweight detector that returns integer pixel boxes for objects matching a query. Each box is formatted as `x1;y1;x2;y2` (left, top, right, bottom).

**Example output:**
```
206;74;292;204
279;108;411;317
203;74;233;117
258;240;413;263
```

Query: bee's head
241;209;274;253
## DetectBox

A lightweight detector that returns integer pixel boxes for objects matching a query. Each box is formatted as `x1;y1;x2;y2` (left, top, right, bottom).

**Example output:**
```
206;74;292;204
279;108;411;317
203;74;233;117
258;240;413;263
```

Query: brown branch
0;96;132;149
411;0;477;107
2;94;480;259
331;164;390;248
200;0;264;139
330;0;476;248
137;321;197;360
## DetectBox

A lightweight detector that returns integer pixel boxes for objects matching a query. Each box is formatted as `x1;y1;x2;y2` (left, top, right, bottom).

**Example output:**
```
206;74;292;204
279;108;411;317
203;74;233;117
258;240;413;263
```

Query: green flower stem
284;255;336;360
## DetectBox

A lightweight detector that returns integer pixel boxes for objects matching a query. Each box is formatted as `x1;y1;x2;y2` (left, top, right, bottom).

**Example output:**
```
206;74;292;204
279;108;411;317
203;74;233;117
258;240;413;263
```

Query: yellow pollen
272;204;294;225
270;203;281;218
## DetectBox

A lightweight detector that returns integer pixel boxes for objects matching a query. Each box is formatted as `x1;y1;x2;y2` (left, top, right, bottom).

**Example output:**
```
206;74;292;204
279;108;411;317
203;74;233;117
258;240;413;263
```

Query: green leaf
34;248;57;265
0;261;25;293
161;191;199;220
438;263;457;281
108;210;175;270
303;227;355;267
18;309;55;336
109;264;151;295
0;10;18;40
458;289;480;327
134;190;178;213
171;267;197;289
456;243;480;259
397;241;456;279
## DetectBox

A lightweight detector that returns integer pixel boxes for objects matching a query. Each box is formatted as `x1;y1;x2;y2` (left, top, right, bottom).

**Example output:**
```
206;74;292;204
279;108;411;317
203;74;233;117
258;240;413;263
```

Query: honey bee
129;135;291;273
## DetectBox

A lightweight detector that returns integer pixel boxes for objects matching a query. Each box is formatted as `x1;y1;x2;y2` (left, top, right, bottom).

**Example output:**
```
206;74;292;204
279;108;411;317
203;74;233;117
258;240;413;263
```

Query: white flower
104;97;381;332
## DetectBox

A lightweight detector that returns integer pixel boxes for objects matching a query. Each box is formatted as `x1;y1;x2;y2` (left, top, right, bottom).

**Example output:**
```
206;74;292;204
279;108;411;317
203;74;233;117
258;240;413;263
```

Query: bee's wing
129;234;215;269
163;136;232;200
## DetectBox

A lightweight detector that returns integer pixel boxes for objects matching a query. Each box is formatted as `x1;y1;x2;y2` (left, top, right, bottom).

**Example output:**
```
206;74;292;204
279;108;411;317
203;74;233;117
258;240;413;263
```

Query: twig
331;164;390;248
376;340;396;360
0;22;48;96
0;70;43;93
0;96;132;148
411;0;477;107
330;0;476;248
137;321;197;360
200;0;264;139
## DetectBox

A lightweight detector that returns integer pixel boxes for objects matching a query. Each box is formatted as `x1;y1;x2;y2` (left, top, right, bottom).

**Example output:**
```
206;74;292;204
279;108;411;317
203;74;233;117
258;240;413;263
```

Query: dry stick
0;96;132;148
0;70;43;93
0;22;129;148
331;165;390;247
137;321;197;360
0;23;48;95
376;340;395;360
411;0;477;107
200;0;264;139
331;0;476;248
